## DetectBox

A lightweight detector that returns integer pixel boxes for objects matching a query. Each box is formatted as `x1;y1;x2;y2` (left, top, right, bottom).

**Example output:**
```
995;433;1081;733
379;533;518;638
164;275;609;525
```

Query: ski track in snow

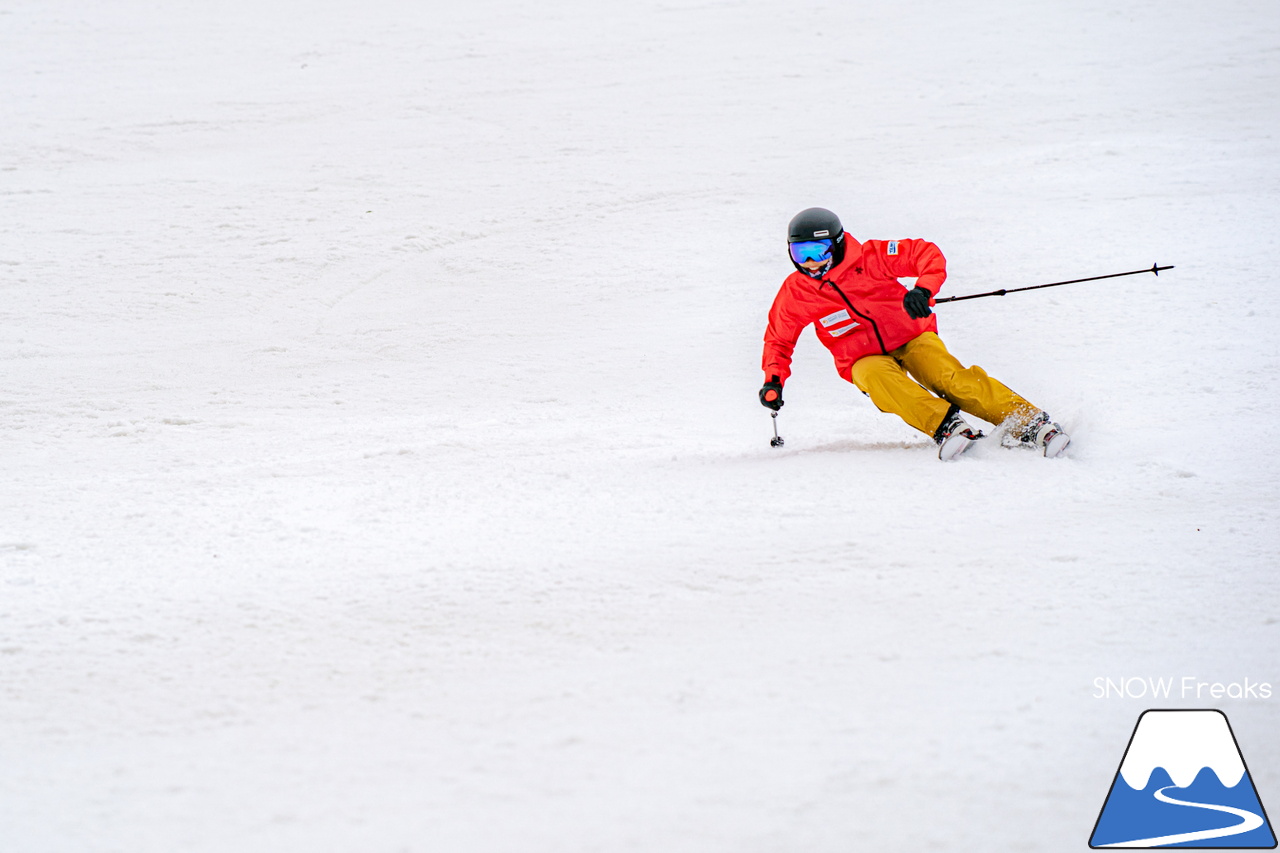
3;0;1280;851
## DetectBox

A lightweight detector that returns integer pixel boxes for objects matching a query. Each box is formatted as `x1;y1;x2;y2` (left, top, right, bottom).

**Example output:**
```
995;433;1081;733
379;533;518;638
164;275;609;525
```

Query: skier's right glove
759;376;784;411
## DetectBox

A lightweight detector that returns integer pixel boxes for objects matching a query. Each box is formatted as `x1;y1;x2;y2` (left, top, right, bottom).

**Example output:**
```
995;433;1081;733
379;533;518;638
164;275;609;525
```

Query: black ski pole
934;263;1173;304
770;411;784;447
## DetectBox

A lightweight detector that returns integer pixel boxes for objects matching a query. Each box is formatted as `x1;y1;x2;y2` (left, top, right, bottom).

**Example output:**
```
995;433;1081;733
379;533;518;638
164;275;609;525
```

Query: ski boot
935;408;982;461
1013;412;1071;458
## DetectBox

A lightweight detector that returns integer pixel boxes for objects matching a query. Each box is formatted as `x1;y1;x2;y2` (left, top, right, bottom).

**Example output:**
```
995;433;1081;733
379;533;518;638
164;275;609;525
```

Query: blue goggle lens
789;239;833;264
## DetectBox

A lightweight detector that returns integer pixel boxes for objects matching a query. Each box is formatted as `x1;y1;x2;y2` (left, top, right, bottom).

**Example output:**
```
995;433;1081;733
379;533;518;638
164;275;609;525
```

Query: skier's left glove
903;286;933;319
759;376;784;411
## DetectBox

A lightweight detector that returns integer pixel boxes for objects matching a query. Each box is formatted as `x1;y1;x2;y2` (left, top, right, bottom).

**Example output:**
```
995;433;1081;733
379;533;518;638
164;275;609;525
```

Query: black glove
759;376;784;410
903;286;933;319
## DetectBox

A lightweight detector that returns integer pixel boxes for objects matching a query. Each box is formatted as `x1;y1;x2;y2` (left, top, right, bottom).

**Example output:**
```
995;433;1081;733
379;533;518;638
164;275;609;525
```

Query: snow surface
2;0;1279;851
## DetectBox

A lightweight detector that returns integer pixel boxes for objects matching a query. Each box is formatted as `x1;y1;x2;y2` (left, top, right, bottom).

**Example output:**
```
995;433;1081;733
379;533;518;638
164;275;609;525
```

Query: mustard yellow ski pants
849;332;1040;438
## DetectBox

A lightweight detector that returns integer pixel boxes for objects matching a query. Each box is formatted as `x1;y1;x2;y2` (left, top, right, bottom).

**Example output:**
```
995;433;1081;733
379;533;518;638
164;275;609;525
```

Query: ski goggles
789;239;833;264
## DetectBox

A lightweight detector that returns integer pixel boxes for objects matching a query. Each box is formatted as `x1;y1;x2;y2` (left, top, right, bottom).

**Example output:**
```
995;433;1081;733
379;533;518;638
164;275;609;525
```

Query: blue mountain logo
1090;709;1276;848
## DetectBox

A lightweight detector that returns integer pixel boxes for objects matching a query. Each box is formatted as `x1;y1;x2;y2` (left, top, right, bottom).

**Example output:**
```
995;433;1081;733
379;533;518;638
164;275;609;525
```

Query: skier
759;207;1070;460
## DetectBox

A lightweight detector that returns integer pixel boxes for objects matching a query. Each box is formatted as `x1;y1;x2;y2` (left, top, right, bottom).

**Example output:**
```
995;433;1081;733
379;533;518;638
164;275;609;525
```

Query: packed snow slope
3;1;1279;851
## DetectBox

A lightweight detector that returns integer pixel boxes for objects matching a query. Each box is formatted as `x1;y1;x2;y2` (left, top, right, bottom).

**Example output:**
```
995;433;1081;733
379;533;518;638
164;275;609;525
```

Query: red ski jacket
762;237;947;384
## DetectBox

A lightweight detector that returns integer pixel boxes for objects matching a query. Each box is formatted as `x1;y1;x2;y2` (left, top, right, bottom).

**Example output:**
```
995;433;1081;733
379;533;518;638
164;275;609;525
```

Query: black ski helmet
787;207;846;275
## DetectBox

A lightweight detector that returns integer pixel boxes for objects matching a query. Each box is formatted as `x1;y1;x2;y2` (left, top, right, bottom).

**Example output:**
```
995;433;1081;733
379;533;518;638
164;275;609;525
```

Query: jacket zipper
821;277;888;355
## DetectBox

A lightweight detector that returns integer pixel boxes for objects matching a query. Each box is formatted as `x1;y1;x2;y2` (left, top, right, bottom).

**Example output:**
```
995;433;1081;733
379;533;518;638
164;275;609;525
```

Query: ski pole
934;263;1173;304
770;411;784;447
